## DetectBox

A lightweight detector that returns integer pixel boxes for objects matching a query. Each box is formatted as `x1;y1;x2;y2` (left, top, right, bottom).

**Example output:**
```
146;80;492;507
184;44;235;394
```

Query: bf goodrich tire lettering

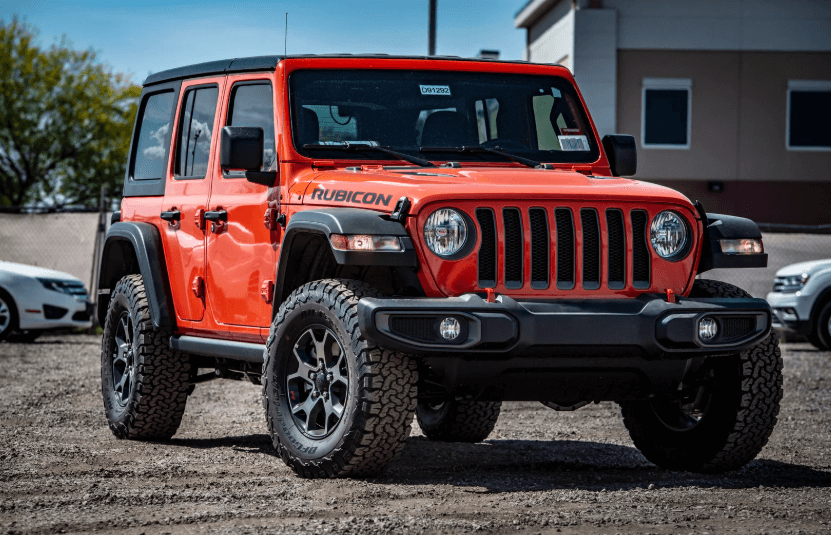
262;279;417;478
100;274;190;440
619;279;783;473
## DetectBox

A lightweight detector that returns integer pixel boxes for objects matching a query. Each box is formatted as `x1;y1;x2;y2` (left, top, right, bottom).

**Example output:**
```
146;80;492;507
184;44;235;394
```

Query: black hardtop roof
142;54;552;87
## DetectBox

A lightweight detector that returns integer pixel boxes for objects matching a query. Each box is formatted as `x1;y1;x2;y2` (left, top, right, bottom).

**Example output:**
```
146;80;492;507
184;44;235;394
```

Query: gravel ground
1;335;829;534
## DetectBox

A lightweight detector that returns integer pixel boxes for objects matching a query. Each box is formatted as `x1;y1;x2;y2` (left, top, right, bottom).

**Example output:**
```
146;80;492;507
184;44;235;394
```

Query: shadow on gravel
384;437;831;492
164;433;831;491
170;433;274;455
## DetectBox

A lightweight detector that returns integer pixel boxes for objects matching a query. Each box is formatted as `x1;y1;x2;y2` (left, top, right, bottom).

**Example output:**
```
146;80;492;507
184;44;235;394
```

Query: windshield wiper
304;141;435;168
419;146;541;168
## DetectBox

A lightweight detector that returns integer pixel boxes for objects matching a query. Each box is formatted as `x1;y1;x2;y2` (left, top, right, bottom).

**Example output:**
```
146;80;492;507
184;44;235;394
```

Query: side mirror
220;126;277;187
602;134;637;177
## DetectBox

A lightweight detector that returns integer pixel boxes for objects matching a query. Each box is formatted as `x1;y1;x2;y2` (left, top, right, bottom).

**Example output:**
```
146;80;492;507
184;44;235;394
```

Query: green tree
0;18;141;208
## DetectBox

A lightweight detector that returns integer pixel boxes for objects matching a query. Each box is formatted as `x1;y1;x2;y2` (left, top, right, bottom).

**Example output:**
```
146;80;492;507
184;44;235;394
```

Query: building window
641;78;692;149
787;80;831;151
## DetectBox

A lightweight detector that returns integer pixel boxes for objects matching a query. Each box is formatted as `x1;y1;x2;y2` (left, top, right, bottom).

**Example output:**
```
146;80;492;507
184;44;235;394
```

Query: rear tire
100;274;190;440
416;399;501;443
262;279;417;478
619;279;783;473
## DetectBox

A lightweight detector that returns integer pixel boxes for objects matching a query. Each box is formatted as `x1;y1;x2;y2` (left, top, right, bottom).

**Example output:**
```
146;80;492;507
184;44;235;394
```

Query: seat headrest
421;111;476;148
300;107;319;144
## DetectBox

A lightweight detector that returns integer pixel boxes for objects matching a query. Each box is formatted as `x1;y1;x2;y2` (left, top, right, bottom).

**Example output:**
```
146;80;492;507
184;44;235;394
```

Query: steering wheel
480;139;528;151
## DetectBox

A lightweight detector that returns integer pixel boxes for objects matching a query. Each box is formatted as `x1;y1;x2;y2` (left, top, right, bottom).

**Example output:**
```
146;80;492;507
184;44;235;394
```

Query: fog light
439;317;461;341
699;317;718;341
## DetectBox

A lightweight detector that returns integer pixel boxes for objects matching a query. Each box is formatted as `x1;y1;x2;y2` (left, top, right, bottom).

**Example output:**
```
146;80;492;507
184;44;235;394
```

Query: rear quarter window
132;91;176;180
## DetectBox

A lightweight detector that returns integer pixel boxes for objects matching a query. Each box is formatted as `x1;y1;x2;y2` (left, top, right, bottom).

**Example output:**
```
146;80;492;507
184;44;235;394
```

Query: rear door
160;77;224;322
205;74;278;334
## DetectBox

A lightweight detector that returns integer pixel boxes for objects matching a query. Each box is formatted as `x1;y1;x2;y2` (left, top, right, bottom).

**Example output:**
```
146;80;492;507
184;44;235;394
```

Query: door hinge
192;276;204;298
260;280;274;303
264;208;286;230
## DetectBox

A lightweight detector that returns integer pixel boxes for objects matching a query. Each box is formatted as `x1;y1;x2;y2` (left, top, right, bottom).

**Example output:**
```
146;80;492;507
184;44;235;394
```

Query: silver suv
767;259;831;350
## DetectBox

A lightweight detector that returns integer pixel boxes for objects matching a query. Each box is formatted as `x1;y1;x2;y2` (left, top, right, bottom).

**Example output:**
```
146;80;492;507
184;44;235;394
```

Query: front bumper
358;293;771;357
766;291;812;335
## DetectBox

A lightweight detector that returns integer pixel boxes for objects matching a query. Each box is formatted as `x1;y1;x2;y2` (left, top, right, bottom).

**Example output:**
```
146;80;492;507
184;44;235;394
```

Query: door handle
160;210;181;223
204;210;227;233
204;210;227;222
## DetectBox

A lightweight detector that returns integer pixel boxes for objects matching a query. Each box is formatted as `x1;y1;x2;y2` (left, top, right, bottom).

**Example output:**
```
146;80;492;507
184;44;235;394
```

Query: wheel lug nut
309;372;317;380
323;391;329;400
327;373;333;382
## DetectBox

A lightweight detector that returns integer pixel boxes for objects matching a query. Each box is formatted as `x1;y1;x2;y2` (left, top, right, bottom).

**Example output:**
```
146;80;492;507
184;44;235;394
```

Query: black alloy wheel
286;326;349;438
650;383;714;432
110;311;136;407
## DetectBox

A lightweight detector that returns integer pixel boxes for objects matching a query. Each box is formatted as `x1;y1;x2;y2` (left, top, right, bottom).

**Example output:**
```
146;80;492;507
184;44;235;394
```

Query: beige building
515;0;831;225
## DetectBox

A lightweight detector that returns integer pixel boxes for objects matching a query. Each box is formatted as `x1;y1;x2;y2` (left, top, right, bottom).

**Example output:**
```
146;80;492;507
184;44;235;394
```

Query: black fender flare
696;209;768;273
273;208;418;306
97;222;175;330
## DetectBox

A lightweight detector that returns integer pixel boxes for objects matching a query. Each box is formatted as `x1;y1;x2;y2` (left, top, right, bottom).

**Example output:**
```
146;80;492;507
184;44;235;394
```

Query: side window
787;80;831;150
642;78;692;149
226;82;276;175
132;91;176;180
175;86;219;178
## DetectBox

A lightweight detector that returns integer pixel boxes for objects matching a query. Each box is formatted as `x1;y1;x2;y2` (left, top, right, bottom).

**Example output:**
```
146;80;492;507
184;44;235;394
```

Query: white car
766;259;831;351
0;261;93;342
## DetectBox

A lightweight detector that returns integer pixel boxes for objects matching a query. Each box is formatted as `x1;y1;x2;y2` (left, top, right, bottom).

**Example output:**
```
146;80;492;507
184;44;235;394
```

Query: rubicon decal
310;187;393;206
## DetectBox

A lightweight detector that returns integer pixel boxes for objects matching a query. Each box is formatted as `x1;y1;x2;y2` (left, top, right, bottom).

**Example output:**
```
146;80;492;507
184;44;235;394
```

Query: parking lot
1;334;829;534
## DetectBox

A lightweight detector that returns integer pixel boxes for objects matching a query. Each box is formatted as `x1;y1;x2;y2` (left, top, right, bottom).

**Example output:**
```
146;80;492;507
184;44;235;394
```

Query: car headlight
424;208;468;257
650;211;688;259
774;273;809;293
36;278;87;296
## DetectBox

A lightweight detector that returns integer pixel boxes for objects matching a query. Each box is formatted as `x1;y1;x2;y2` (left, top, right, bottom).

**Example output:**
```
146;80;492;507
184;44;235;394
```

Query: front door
205;74;279;333
160;77;224;322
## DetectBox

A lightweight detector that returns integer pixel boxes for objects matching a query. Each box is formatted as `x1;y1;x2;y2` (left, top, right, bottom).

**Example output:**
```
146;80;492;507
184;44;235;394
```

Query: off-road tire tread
262;279;417;478
417;400;502;443
620;279;783;473
102;274;190;440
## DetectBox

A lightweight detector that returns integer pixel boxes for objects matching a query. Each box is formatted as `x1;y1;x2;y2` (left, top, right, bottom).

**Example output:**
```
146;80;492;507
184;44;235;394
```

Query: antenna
284;13;288;56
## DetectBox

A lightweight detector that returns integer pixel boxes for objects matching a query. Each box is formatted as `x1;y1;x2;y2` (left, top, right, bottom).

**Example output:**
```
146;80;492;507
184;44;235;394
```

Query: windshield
289;69;600;164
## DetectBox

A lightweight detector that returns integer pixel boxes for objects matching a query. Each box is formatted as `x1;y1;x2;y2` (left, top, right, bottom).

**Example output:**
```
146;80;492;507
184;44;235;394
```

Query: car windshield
289;69;599;164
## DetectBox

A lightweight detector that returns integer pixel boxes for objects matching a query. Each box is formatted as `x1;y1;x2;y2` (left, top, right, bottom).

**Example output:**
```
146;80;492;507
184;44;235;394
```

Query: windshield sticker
560;128;582;135
420;85;452;96
310;187;393;206
557;135;590;151
551;88;562;98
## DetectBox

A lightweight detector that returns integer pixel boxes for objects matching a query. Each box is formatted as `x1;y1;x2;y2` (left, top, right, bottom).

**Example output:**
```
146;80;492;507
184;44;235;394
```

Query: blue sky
2;0;527;85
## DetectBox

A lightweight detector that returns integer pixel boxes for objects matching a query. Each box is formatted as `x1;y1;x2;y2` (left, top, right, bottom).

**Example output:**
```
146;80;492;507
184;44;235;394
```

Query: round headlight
424;208;468;257
650;211;688;259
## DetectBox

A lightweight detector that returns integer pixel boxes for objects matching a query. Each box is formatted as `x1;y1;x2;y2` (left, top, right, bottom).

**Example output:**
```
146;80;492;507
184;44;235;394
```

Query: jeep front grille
476;207;653;292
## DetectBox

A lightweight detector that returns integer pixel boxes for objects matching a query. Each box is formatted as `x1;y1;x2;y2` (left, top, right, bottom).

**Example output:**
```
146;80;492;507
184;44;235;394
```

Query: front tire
620;279;783;473
0;289;19;342
416;399;501;442
262;279;417;478
100;274;190;440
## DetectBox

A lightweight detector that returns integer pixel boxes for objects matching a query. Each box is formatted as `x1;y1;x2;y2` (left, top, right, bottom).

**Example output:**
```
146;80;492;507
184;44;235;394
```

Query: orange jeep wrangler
98;55;780;478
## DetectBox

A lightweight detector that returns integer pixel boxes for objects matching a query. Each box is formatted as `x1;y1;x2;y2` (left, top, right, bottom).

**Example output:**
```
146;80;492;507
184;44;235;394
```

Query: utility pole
428;0;437;56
